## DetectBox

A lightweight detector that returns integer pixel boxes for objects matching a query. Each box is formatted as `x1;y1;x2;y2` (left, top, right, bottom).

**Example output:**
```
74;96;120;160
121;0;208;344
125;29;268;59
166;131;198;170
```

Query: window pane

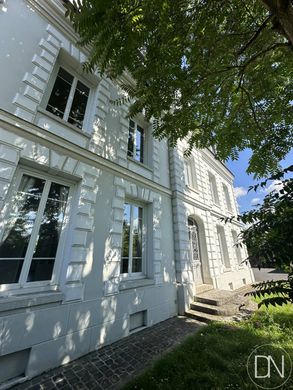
121;203;131;273
132;258;142;273
46;67;73;119
135;125;144;163
68;81;90;129
27;182;69;282
0;260;23;284
132;206;143;272
223;185;232;211
127;120;135;158
0;175;45;284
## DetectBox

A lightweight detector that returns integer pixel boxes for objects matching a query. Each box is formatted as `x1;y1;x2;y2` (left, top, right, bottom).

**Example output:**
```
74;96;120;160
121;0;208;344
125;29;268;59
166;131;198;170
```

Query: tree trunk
260;0;293;46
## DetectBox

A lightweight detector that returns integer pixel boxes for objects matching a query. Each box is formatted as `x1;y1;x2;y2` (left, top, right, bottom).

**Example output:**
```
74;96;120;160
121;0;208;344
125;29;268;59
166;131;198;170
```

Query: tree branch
240;86;264;133
238;14;273;55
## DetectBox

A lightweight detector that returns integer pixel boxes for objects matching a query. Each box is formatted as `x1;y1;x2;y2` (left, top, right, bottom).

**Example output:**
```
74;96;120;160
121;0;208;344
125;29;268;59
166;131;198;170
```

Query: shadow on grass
123;307;293;390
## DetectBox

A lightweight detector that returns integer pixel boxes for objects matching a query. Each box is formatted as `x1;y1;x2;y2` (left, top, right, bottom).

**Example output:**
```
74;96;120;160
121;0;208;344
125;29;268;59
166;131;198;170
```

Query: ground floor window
217;226;230;268
232;230;242;265
0;170;70;286
121;202;145;277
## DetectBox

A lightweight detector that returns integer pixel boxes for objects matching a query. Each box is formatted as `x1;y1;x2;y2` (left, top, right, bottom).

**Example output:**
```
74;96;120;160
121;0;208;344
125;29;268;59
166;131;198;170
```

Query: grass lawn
123;302;293;389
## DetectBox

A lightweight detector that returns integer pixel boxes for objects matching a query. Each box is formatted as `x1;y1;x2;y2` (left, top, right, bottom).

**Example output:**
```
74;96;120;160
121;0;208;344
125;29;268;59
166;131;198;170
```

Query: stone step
185;309;219;323
195;284;214;295
190;301;239;316
195;289;236;306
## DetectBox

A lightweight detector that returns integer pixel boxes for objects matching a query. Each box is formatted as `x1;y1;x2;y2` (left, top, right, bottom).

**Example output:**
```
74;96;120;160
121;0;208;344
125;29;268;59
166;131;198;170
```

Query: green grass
123;302;293;390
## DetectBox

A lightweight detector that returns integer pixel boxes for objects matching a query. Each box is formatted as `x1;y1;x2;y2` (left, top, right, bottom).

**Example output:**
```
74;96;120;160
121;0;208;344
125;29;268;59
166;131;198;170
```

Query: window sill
185;185;199;194
119;278;155;291
36;107;91;139
0;291;64;313
127;157;153;173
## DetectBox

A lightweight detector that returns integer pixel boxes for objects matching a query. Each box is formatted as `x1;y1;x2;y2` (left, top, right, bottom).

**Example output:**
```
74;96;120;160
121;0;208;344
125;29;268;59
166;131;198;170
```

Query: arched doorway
188;217;203;285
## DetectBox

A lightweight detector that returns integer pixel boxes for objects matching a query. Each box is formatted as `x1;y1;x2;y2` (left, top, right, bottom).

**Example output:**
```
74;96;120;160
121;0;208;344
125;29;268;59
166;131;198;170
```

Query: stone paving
12;317;203;390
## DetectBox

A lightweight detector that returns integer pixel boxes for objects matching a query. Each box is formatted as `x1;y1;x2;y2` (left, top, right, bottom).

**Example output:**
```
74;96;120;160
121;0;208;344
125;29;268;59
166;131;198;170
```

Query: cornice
0;109;172;197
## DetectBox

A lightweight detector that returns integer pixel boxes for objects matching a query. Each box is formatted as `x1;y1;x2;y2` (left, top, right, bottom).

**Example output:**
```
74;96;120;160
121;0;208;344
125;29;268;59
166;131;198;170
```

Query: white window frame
0;167;74;295
217;226;230;269
127;119;147;165
232;230;242;265
223;183;232;212
43;63;92;131
184;157;197;190
120;201;147;280
209;172;219;204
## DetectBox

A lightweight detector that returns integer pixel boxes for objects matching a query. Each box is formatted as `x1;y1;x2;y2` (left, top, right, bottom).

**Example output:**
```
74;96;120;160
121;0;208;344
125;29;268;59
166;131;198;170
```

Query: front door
188;218;203;285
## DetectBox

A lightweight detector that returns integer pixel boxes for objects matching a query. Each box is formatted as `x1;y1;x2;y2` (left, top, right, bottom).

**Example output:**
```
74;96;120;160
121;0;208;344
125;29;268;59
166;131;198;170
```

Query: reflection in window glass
0;175;45;284
121;203;131;274
46;67;90;129
68;81;90;129
0;173;70;285
46;67;73;118
27;182;69;282
127;120;145;163
121;203;144;275
127;120;135;159
132;206;142;272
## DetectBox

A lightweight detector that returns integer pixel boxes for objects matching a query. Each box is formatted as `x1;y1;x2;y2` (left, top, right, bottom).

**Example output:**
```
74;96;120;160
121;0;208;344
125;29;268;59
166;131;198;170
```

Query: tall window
121;203;144;276
127;119;145;163
223;184;232;212
209;173;219;204
0;172;70;286
184;158;197;189
217;226;230;268
46;66;90;129
232;230;242;265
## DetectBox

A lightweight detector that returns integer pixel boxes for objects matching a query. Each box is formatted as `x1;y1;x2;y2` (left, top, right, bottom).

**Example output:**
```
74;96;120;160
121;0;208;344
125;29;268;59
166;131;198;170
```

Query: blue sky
227;149;293;212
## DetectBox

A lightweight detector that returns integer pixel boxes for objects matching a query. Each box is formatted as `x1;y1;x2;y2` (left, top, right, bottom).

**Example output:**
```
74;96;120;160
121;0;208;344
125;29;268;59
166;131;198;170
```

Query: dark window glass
27;182;69;282
68;81;90;129
135;125;144;163
0;175;45;284
0;260;23;284
46;67;73;119
127;120;135;158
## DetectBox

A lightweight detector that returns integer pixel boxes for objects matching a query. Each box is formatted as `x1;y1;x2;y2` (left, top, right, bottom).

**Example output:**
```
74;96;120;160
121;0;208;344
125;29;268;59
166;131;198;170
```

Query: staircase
185;285;252;323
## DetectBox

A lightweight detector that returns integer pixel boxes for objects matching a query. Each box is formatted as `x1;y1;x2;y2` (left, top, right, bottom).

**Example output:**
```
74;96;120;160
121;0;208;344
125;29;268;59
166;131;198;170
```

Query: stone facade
0;0;253;387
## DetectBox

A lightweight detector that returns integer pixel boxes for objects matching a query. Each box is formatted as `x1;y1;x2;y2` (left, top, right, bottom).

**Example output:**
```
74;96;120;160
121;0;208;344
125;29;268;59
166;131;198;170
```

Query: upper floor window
121;202;145;277
209;173;219;204
223;183;232;212
184;158;197;190
0;170;71;288
127;119;145;163
46;66;90;130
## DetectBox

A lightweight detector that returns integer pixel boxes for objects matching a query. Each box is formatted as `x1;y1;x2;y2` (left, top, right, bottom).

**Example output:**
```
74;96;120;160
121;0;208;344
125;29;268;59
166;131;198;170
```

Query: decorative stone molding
103;176;163;295
12;23;107;150
13;25;62;123
0;128;100;301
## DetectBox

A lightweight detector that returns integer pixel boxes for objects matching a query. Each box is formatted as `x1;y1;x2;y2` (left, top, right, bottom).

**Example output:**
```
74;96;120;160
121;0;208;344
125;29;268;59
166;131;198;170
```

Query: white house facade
0;1;254;386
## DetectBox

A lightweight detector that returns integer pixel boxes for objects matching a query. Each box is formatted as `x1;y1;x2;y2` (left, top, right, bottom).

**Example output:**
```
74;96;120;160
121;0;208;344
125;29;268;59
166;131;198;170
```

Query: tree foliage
64;0;293;176
223;165;293;307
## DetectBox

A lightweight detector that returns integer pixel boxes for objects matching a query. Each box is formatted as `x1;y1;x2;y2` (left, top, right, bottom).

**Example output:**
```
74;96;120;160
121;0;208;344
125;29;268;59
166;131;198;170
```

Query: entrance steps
186;285;253;323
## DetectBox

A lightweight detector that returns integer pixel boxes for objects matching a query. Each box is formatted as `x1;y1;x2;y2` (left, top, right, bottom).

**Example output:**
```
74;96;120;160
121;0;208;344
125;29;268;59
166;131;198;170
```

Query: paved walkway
13;317;203;390
252;267;288;282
